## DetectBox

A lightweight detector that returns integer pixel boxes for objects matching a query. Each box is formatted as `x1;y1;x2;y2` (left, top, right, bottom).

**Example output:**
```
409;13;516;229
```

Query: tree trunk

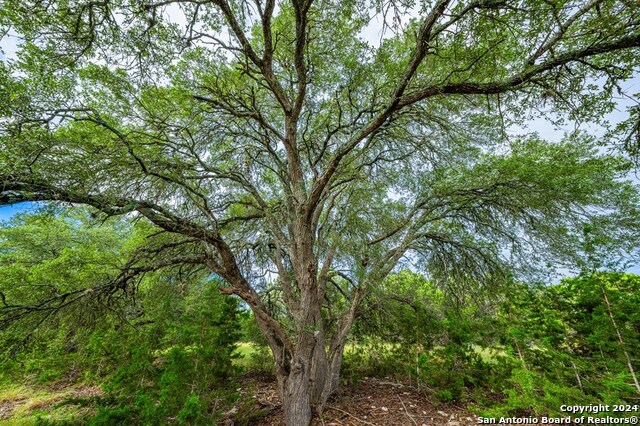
272;335;347;426
281;355;313;426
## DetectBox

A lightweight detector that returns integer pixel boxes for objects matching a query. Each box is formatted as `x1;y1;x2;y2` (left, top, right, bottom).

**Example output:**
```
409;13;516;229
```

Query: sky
0;202;43;222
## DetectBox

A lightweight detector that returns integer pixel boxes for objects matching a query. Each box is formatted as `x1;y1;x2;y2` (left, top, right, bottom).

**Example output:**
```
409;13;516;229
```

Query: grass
235;342;257;359
471;344;508;364
234;341;506;364
0;342;510;424
233;342;260;368
0;382;98;425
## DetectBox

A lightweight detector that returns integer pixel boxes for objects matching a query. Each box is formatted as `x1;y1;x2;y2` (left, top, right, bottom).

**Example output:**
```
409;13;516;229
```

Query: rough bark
265;242;354;425
273;337;348;426
281;356;313;426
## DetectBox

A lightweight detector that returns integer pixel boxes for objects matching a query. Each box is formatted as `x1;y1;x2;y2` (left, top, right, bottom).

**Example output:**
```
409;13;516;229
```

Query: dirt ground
1;377;476;425
236;376;476;426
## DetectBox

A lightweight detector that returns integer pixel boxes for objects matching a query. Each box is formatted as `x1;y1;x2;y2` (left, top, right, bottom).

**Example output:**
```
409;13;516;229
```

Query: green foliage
235;312;275;375
483;272;640;415
349;270;640;414
0;208;137;382
346;271;504;400
483;367;585;417
88;281;241;425
2;6;640;426
177;395;202;424
0;209;243;424
2;208;639;423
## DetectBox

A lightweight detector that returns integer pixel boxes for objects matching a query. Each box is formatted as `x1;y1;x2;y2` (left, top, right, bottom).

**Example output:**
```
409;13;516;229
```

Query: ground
234;375;475;425
0;382;101;425
0;376;476;425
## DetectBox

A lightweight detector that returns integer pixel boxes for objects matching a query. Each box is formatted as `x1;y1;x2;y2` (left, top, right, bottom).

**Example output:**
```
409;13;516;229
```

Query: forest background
0;207;639;424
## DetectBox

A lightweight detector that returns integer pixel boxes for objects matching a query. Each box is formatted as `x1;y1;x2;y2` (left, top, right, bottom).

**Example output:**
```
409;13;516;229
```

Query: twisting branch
398;34;640;108
308;0;452;215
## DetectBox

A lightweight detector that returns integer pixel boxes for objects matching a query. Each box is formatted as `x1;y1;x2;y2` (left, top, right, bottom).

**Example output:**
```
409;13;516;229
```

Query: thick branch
398;33;640;108
309;28;640;218
307;0;451;215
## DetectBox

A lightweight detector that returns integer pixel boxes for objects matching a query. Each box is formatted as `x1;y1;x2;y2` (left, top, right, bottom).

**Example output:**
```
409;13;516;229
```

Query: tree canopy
2;1;640;424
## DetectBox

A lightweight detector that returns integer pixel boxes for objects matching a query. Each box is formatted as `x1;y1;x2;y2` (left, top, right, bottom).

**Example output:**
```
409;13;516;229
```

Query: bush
93;280;242;425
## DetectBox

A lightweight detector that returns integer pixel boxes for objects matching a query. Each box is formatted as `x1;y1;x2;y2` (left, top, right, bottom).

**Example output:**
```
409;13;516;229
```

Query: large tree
1;0;640;424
